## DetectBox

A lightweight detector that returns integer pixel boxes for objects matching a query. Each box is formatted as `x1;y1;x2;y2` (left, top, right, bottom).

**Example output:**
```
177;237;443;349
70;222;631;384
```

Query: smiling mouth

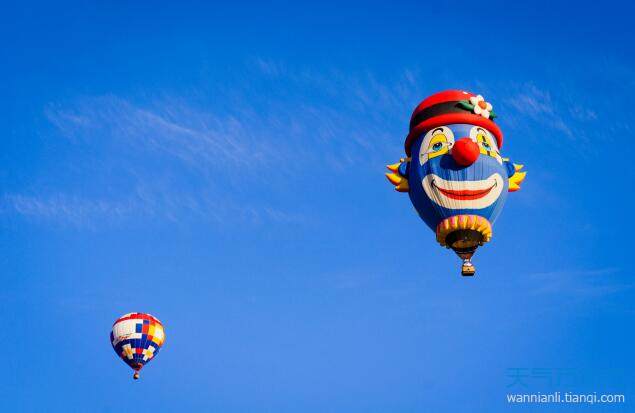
431;180;497;200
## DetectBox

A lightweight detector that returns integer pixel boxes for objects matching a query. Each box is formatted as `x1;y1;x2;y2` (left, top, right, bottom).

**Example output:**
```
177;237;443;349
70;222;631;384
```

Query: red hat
404;90;503;156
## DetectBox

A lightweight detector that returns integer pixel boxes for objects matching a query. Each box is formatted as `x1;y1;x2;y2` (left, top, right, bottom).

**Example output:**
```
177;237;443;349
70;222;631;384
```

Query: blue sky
1;1;634;412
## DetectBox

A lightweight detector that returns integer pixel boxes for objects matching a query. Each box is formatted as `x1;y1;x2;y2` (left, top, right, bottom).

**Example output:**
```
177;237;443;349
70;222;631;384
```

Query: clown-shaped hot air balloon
386;90;526;276
110;312;165;379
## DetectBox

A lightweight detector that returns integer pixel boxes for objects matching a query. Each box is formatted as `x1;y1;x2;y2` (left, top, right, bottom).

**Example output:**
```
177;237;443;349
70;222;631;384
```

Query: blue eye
482;141;491;150
432;142;443;152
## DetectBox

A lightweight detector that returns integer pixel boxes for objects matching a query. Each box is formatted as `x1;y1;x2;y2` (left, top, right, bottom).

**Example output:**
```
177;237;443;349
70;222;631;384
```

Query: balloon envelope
386;90;526;275
110;312;165;378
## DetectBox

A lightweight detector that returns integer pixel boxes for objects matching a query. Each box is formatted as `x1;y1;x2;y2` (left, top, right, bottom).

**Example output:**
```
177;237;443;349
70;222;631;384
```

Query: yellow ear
385;159;409;192
508;164;526;192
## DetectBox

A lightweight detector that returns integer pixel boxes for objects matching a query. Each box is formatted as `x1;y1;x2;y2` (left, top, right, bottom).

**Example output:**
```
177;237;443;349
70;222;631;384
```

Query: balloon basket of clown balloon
436;215;492;277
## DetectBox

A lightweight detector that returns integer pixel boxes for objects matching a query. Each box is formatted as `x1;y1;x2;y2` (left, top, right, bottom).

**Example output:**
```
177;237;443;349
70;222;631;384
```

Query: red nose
451;137;480;166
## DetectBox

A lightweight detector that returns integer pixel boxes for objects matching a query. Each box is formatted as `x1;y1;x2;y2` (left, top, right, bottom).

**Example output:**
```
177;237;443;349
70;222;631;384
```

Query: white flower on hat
469;95;493;119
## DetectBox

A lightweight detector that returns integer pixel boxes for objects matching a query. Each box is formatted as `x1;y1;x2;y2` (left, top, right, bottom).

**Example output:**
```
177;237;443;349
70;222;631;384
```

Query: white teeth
422;173;505;209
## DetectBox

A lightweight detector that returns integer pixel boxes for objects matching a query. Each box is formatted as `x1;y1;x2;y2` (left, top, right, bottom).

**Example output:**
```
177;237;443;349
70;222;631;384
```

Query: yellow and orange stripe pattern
436;214;492;246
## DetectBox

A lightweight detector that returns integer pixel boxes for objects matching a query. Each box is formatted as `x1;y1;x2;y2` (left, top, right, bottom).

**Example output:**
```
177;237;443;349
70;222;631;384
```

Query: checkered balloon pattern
110;313;165;373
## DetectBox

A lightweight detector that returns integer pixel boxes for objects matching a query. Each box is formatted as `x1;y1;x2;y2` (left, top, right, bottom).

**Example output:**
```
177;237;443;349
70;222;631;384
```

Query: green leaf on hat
457;100;474;111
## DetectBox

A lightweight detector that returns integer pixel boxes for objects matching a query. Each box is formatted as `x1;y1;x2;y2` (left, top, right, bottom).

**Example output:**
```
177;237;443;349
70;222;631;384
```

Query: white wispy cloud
502;84;575;140
527;267;631;297
7;91;319;226
6;61;426;228
530;267;620;278
45;95;282;174
2;193;134;227
2;189;307;228
498;79;632;159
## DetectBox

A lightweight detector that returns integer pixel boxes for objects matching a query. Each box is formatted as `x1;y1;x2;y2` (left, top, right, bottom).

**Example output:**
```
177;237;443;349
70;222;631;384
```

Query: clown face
407;123;509;231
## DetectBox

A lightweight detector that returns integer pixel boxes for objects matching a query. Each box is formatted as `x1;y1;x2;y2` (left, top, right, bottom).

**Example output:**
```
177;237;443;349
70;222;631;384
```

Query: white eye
469;126;499;152
419;126;455;165
469;126;502;164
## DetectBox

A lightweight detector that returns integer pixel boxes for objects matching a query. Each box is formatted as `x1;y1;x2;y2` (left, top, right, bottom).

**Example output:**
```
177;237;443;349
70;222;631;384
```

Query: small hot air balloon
110;312;165;380
386;90;526;276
